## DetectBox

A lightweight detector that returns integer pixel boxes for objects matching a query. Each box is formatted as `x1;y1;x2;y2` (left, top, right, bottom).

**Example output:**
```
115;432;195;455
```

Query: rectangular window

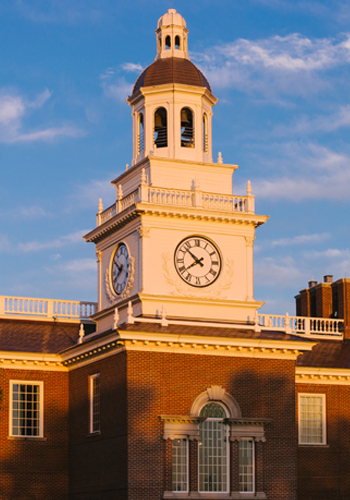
239;439;255;493
10;381;43;437
199;420;228;492
172;438;188;492
90;374;100;433
298;394;326;445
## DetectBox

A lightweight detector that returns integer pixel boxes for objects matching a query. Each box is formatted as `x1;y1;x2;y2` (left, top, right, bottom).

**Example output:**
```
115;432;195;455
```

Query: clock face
111;243;130;295
174;236;221;287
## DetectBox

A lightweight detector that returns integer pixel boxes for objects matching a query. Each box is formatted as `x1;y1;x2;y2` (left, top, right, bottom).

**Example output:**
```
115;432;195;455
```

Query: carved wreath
105;256;135;304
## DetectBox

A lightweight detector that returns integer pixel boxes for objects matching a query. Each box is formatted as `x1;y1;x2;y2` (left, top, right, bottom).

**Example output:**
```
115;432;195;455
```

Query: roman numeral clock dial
174;236;222;287
111;243;130;295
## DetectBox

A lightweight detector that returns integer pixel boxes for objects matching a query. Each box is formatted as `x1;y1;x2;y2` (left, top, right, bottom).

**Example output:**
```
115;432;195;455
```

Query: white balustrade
121;189;140;211
0;296;97;320
202;194;247;212
98;186;251;226
257;313;343;337
100;204;116;224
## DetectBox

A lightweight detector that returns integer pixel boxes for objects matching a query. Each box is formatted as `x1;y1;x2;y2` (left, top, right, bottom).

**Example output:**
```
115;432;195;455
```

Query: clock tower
84;9;268;332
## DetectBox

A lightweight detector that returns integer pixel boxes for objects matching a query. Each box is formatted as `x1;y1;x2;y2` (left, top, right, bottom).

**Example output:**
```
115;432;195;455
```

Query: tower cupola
127;9;217;166
155;9;189;60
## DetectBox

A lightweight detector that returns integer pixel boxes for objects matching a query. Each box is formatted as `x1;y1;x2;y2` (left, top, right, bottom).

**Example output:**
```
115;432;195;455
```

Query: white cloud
0;235;11;253
18;230;88;253
58;258;96;273
194;33;350;96
121;62;143;73
244;143;350;201
71;176;116;210
101;78;133;102
18;206;51;218
255;256;304;287
274;104;350;137
272;233;330;247
304;248;350;259
0;89;84;144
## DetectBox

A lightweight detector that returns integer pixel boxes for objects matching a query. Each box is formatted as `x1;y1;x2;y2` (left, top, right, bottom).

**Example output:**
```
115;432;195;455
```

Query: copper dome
132;57;212;96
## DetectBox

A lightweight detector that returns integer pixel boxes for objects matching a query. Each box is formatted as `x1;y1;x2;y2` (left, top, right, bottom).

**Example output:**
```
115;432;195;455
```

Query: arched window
202;113;208;153
175;35;180;49
199;403;228;492
154;107;168;148
181;107;194;148
137;112;144;155
165;35;171;50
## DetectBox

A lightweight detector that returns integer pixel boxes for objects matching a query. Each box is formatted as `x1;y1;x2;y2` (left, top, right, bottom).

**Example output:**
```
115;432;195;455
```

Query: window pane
12;383;41;437
172;438;188;492
90;374;100;433
199;403;228;492
299;395;324;444
239;440;254;492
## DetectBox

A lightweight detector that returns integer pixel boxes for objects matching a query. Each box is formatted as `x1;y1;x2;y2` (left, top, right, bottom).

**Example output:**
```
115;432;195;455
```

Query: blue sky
1;0;350;316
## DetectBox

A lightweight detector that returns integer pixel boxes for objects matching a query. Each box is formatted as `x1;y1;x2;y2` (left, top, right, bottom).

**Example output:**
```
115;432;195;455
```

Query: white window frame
89;373;100;434
172;437;189;493
298;393;326;445
9;380;44;438
238;438;255;493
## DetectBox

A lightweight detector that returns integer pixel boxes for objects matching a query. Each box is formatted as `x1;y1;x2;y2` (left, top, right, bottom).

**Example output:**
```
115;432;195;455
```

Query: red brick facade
0;368;69;500
296;383;350;500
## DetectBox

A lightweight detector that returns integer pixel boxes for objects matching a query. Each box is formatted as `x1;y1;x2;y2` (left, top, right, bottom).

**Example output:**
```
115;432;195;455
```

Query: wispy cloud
0;88;84;144
255;256;304;286
71;176;116;211
100;63;141;101
272;233;330;247
14;0;103;24
18;206;51;218
274;104;350;137
245;143;350;201
121;62;143;73
194;33;350;97
18;230;88;253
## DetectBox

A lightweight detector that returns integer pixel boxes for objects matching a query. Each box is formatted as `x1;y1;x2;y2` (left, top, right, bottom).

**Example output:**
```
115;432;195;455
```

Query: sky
1;0;350;316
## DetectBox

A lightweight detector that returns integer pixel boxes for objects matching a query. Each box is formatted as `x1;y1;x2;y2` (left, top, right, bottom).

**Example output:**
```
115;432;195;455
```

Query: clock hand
186;257;204;270
187;249;204;267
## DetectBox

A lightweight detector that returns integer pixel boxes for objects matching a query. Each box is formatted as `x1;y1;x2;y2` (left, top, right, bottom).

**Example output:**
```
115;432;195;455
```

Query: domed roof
132;57;212;95
157;9;186;29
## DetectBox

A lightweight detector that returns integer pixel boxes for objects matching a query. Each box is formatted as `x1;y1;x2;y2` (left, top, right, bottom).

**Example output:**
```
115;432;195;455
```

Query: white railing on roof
0;296;97;321
256;312;343;338
98;184;253;226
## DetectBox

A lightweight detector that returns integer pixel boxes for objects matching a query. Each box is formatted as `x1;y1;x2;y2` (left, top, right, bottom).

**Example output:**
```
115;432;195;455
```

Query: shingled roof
297;339;350;369
132;57;212;95
0;319;94;353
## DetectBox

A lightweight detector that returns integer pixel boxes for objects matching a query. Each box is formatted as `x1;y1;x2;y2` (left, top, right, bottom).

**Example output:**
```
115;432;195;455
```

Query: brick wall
0;368;69;500
296;383;350;500
69;351;127;500
127;350;297;500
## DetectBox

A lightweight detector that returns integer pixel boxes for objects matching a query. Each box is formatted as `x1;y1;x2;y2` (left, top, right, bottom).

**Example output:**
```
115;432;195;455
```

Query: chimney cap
323;275;333;283
308;280;317;288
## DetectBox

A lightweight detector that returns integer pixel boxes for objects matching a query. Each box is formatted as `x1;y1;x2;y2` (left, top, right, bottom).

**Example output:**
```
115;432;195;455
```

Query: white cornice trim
296;366;350;385
0;351;66;371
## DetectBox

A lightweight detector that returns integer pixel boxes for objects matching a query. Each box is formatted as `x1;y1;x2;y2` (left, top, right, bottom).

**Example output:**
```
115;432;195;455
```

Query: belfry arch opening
137;112;144;155
203;113;208;153
165;35;171;50
175;35;180;50
154;107;168;148
181;107;194;148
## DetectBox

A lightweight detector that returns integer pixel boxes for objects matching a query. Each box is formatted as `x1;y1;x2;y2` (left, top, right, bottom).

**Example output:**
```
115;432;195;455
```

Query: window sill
8;436;46;441
164;492;266;499
298;444;329;448
87;431;101;438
